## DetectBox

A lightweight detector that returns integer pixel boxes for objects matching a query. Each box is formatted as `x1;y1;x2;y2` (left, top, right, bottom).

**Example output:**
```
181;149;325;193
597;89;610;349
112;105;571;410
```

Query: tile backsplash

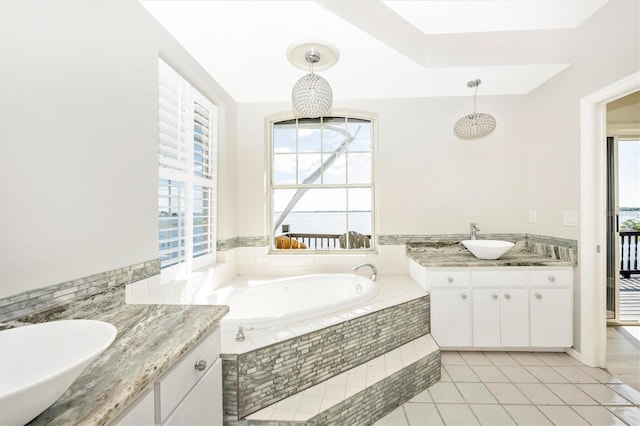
0;259;159;323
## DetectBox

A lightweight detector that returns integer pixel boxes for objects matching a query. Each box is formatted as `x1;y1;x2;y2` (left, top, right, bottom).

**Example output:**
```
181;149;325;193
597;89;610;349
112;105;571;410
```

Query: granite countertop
2;287;228;426
407;241;576;267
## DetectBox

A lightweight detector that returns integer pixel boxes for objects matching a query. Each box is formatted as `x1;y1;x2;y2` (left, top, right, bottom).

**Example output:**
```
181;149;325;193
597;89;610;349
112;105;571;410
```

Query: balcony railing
621;231;640;278
277;232;372;250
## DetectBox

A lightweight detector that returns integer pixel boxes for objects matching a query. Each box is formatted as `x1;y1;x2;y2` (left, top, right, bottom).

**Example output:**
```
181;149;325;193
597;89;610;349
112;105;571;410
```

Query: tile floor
375;349;640;425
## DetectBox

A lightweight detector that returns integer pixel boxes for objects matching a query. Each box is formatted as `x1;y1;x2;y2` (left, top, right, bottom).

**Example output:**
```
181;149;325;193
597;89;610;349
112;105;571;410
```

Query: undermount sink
462;239;515;260
0;319;117;425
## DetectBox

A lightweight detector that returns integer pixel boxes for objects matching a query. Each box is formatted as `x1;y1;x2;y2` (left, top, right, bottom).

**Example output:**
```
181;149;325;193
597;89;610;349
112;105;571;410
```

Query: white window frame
158;59;217;281
268;114;376;253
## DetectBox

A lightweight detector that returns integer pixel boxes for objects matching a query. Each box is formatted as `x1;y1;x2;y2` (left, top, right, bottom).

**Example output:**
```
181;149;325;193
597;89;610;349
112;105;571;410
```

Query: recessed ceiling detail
140;0;609;102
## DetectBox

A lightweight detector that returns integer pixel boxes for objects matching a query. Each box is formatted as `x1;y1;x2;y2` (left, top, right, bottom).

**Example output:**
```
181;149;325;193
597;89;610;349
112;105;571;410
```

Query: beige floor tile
502;405;553;425
498;365;540;383
553;366;601;383
440;351;466;365
515;383;564;405
535;352;580;366
404;403;444;425
508;352;546;366
525;365;569;383
537;406;588;425
271;408;296;421
409;388;433;403
571;405;627;426
374;406;408;426
579;366;623;384
319;398;341;411
459;352;493;365
483;352;519;365
436;403;480;426
440;366;452;382
470;365;510;383
485;383;531;404
545;383;599;405
469;404;516;426
428;382;465;403
445;365;481;382
576;384;634;405
297;395;323;414
456;382;498;404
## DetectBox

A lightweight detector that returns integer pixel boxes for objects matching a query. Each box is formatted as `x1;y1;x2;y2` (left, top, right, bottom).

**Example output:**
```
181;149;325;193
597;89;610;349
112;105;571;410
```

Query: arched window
270;116;375;251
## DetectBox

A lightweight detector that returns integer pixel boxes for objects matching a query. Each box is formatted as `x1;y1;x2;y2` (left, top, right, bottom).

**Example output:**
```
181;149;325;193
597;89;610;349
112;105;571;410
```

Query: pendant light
287;42;339;118
453;79;497;139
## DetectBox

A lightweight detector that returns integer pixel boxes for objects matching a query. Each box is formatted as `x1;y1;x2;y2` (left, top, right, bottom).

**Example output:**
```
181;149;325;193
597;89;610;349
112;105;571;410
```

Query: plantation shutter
159;60;191;172
158;59;217;272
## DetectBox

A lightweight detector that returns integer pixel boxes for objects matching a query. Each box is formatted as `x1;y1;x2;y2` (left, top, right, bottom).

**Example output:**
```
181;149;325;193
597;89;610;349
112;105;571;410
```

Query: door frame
579;71;640;367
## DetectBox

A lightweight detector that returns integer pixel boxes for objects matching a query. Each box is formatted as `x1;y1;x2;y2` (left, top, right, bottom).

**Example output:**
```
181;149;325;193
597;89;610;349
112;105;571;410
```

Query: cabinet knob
504;293;511;300
447;277;454;283
535;293;542;299
194;360;207;372
548;276;556;282
460;293;467;300
492;293;498;300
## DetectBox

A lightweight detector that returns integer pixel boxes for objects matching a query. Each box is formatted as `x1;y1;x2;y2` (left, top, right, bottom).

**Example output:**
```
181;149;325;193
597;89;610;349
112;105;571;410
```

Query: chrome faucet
470;222;480;240
353;263;377;281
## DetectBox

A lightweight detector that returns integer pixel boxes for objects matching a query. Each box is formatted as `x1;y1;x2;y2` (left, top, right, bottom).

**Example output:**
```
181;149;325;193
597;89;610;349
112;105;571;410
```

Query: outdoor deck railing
278;232;372;250
620;231;640;278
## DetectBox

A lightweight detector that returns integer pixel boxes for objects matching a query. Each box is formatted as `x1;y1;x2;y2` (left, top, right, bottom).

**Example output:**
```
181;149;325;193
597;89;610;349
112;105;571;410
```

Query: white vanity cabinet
472;288;529;347
410;261;573;350
110;327;222;426
530;270;573;347
471;270;529;347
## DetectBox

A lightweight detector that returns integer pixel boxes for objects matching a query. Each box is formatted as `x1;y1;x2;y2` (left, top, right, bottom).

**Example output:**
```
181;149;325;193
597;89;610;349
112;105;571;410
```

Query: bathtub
207;274;378;329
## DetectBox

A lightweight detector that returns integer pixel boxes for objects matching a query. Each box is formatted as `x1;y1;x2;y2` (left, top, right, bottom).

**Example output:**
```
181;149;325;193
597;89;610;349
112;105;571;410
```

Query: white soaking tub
207;274;378;329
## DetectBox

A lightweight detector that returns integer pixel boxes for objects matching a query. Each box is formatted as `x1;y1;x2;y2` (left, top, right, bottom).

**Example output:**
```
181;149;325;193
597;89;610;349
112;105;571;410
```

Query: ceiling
140;0;609;103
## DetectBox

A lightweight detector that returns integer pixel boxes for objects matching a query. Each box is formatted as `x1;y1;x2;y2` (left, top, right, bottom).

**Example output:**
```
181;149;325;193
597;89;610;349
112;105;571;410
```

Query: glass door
606;136;620;321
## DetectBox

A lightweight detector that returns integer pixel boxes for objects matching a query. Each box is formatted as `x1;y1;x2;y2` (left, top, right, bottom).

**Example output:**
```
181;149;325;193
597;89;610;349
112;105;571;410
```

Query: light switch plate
564;210;578;226
529;210;537;223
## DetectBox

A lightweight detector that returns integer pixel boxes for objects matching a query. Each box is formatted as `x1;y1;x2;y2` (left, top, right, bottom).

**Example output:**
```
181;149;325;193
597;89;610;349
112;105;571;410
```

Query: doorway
579;71;639;368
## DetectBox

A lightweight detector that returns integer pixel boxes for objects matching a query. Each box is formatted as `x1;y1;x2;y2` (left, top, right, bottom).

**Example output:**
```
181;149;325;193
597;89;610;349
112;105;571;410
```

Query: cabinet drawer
472;270;528;286
426;270;470;287
530;269;572;287
156;327;221;423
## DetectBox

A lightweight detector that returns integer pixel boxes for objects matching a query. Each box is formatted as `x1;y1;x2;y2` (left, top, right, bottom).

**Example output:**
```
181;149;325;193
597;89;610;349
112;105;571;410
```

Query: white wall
0;1;238;299
236;96;528;240
525;0;640;239
523;0;639;354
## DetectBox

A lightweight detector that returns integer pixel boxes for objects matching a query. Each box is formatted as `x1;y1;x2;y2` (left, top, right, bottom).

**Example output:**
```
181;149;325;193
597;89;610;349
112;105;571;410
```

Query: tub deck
219;275;426;354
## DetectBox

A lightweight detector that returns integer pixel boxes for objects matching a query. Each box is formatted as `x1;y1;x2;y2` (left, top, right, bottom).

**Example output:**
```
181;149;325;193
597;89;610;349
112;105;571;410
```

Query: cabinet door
530;289;573;347
164;359;223;426
472;289;501;347
500;289;529;347
430;288;472;347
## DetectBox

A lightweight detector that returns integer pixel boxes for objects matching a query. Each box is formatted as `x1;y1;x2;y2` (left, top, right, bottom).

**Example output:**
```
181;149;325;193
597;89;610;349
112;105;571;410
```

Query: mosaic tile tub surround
222;295;431;421
0;259;160;323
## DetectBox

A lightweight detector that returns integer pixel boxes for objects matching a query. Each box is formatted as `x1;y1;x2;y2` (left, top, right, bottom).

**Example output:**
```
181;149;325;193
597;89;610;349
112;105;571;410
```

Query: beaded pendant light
453;79;497;139
287;42;339;118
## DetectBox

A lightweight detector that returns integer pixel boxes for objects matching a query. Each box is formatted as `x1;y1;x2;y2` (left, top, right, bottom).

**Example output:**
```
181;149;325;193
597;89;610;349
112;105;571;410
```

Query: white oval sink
0;320;117;425
462;239;515;260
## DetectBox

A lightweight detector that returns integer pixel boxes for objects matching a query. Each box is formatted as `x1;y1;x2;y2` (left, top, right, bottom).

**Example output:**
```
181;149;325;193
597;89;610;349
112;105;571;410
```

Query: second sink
461;239;515;260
